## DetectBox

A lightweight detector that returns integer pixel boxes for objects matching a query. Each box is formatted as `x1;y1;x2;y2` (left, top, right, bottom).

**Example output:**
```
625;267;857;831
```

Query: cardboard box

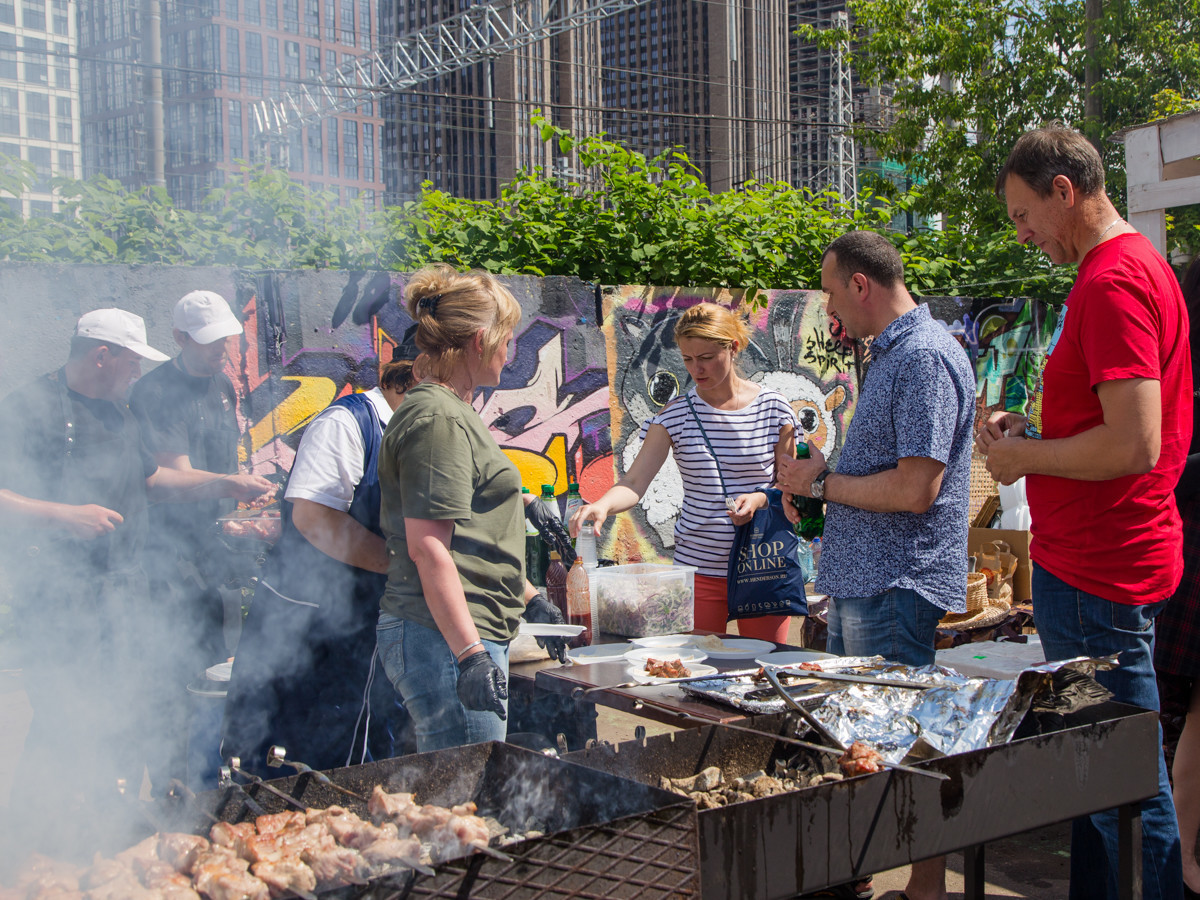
969;527;1032;602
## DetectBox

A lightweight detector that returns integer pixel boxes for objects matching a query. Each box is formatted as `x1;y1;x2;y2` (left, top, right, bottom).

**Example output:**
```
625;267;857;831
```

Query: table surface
512;633;791;727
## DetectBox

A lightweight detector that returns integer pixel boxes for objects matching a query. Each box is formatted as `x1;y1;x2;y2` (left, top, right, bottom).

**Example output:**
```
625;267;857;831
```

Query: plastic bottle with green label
522;487;546;586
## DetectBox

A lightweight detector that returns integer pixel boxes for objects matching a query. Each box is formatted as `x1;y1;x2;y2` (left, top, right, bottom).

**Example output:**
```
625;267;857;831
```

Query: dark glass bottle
791;441;826;541
523;487;546;587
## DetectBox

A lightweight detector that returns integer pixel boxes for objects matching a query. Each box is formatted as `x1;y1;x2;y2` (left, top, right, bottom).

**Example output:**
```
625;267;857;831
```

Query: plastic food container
593;563;696;637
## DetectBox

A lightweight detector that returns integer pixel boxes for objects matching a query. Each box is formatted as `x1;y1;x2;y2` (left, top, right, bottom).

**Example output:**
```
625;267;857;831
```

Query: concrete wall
0;264;1056;564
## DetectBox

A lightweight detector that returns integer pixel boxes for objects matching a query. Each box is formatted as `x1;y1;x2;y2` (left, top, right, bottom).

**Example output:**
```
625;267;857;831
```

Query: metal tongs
762;667;948;782
222;757;308;812
267;745;367;802
573;666;763;697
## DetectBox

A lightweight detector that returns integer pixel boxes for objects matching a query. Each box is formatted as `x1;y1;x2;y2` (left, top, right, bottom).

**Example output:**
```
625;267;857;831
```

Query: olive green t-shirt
377;382;525;641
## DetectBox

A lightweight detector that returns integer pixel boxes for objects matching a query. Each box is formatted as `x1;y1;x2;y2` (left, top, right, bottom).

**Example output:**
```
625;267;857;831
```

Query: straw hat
939;574;1013;631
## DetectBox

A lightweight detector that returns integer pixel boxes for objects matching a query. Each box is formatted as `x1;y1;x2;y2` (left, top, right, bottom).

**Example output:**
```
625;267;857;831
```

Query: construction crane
250;0;657;137
827;10;857;204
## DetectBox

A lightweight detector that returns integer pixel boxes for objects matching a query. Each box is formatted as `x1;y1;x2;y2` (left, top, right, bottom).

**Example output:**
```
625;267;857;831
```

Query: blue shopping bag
727;489;808;619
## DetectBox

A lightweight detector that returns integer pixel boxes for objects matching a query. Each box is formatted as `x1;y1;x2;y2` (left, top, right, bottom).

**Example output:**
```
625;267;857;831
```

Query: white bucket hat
75;308;170;362
174;290;243;345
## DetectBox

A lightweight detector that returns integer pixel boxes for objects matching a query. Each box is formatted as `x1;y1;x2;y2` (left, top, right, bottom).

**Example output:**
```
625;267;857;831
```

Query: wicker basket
965;572;988;614
969;452;999;525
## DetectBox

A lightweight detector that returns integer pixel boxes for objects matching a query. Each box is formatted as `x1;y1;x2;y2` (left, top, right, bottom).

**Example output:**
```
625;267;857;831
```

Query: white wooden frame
1122;109;1200;257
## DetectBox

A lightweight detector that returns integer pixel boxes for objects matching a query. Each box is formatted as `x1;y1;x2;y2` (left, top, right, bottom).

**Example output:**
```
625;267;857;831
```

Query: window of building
288;127;303;172
0;88;17;135
326;118;338;176
55;94;70;138
304;0;318;38
0;3;13;26
225;0;238;16
226;27;240;90
229;99;242;160
358;0;370;48
23;37;47;84
325;48;335;73
25;90;49;139
27;145;50;190
362;121;373;181
56;147;72;175
304;43;317;79
52;41;67;86
324;0;334;40
339;0;353;43
307;123;322;174
342;119;357;179
29;199;51;216
244;0;260;24
51;0;66;34
245;31;262;94
283;0;298;33
21;0;44;30
0;32;15;79
285;40;300;80
0;141;16;160
265;0;277;28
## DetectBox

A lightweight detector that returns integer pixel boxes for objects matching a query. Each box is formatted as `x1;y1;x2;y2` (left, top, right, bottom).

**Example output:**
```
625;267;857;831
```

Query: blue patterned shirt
815;304;974;612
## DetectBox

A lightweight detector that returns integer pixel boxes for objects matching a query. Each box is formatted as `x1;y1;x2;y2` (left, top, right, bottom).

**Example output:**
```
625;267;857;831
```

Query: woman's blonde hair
673;303;751;361
404;264;521;384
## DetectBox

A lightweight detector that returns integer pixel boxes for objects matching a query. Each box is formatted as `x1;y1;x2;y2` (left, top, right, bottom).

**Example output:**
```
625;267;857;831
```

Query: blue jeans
376;614;509;752
1032;564;1182;900
827;587;942;667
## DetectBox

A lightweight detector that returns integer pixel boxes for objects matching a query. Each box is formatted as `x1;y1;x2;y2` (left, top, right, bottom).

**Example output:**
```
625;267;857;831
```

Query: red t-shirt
1025;232;1192;604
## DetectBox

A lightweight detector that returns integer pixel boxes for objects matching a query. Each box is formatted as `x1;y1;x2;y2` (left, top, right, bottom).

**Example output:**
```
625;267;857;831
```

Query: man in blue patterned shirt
777;231;974;900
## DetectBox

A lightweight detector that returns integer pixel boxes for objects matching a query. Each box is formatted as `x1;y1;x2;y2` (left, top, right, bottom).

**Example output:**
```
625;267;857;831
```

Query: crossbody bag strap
684;393;729;496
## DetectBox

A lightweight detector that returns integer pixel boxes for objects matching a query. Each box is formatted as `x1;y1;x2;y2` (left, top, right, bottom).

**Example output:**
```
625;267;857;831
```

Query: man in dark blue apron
0;309;275;864
221;352;417;779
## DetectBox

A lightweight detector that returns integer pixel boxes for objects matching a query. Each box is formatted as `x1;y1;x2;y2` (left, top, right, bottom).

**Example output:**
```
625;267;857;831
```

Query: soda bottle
545;551;569;621
536;484;560;582
565;556;592;647
575;526;600;643
522;487;546;586
791;441;826;541
563;482;584;544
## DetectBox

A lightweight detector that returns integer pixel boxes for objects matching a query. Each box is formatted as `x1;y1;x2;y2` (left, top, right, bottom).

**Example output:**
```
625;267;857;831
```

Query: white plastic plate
754;650;835;668
629;634;697;649
565;642;634;664
626;663;718;685
624;646;709;665
518;623;586;638
690;637;776;659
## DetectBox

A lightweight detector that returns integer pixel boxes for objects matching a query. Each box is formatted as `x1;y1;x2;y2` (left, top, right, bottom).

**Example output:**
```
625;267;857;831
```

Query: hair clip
418;293;442;316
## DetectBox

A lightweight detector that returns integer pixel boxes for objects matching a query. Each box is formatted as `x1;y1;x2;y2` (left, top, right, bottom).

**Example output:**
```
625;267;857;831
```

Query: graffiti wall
0;264;1056;567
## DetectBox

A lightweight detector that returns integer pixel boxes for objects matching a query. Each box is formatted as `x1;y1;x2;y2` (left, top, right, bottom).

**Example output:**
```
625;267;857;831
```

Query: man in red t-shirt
978;126;1190;900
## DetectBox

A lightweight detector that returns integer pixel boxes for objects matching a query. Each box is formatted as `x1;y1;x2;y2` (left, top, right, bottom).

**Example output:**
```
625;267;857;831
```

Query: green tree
816;0;1200;238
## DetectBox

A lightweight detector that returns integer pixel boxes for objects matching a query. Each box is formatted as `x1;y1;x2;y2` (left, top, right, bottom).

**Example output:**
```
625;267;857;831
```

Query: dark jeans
1032;563;1183;900
826;586;942;667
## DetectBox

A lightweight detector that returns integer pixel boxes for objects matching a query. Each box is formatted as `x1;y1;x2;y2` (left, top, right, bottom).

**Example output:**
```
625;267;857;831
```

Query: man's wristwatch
810;469;830;500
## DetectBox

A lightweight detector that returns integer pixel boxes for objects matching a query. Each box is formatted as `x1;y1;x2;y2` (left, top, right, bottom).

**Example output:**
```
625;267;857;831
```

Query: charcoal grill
166;740;699;899
565;701;1159;900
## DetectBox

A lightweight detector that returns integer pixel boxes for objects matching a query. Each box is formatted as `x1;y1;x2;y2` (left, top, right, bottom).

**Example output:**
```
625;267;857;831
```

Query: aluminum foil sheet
683;655;1115;763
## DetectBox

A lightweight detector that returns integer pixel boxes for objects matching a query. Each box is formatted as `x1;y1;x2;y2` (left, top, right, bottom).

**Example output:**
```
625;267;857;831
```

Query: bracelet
455;639;484;660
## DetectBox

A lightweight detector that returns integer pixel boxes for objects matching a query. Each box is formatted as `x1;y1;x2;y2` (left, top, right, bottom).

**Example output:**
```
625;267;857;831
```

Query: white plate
690;637;776;659
566;642;634;664
518;623;586;638
754;650;835;668
629;634;697;649
624;647;709;665
205;661;234;682
625;663;718;685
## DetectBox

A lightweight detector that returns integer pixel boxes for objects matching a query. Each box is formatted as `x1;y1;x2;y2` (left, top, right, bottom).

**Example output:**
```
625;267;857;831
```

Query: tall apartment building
0;0;80;216
600;0;790;192
378;0;593;203
789;0;895;194
79;0;386;210
379;0;789;203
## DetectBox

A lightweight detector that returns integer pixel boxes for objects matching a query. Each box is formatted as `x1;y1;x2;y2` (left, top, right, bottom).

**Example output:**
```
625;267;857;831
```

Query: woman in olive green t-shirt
375;265;567;751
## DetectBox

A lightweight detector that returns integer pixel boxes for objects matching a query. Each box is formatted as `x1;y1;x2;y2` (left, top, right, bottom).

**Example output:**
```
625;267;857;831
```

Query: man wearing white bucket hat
0;307;270;857
129;290;274;787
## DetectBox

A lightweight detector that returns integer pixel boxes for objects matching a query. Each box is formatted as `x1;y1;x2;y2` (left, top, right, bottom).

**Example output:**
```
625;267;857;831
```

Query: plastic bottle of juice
536;484;560;584
544;550;570;621
563;482;584;545
575;527;600;643
565;556;592;647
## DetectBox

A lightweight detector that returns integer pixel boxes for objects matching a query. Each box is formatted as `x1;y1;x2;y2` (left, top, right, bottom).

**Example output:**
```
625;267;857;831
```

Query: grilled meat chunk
837;741;885;777
250;858;317;898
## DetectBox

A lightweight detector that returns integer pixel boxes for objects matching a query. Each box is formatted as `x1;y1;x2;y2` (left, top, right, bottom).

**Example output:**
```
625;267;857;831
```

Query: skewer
267;746;367;802
217;767;271;818
166;778;221;825
572;666;763;696
224;758;309;812
765;666;937;691
625;696;949;782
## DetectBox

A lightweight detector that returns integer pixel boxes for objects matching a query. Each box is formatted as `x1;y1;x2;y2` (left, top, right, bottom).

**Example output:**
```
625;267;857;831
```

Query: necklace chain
1096;216;1123;244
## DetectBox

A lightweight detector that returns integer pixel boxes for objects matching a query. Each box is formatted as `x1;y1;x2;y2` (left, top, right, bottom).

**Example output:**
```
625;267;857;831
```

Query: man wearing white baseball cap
0;306;271;852
129;290;274;788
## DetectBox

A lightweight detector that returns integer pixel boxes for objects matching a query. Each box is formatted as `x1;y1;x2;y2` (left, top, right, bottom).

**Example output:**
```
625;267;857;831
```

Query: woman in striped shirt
570;303;798;642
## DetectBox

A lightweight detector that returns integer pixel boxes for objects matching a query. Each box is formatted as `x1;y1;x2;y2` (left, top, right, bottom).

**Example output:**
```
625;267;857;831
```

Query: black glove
456;650;509;719
524;592;568;663
524;501;577;565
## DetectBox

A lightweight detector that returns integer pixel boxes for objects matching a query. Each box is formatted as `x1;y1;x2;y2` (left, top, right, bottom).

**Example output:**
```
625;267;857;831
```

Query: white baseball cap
75;308;170;362
173;290;244;345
